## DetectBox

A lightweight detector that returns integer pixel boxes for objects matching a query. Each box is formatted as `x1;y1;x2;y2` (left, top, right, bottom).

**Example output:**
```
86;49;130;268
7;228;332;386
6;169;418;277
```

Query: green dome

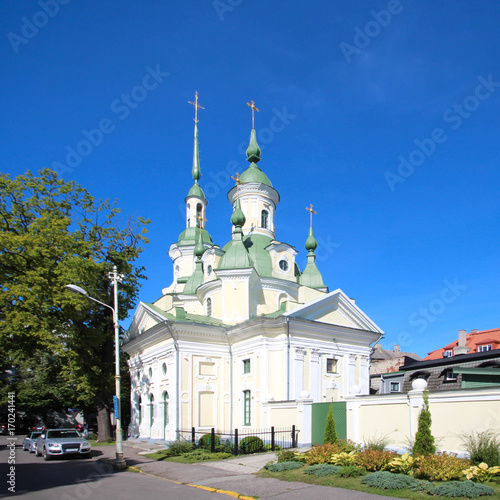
241;234;274;277
187;182;205;199
177;227;213;246
239;165;273;187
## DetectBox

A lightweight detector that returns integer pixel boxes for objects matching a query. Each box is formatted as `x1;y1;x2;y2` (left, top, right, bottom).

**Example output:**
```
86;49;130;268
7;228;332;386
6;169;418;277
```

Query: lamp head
65;284;88;296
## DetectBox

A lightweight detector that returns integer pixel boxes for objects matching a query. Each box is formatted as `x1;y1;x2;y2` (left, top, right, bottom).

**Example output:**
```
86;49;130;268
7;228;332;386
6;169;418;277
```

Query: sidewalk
97;440;403;500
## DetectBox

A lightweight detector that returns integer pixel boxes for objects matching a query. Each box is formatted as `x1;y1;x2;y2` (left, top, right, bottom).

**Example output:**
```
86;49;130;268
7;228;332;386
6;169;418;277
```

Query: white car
23;432;42;452
35;429;91;460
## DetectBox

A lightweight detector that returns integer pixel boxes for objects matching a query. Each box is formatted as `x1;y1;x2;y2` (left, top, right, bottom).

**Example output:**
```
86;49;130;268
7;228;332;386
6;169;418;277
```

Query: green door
311;402;347;445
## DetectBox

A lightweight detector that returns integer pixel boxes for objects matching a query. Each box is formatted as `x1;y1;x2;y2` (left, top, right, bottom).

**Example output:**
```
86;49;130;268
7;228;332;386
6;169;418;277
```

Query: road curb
127;465;255;500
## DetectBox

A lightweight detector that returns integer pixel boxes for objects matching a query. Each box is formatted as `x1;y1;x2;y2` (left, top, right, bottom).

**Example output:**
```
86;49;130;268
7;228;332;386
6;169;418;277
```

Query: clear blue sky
2;1;499;357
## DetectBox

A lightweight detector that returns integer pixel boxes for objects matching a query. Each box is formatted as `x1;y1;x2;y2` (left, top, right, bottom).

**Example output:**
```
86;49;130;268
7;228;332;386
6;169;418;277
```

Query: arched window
261;209;269;229
196;203;203;227
207;298;212;316
162;391;169;426
149;394;155;427
138;396;142;424
186;203;191;227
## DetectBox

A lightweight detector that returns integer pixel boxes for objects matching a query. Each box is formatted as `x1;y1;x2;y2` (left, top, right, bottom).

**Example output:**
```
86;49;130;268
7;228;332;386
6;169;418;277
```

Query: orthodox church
123;96;384;443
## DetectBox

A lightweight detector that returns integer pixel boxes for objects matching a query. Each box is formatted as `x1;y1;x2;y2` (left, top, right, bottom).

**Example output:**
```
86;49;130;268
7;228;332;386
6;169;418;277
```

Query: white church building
122;97;384;444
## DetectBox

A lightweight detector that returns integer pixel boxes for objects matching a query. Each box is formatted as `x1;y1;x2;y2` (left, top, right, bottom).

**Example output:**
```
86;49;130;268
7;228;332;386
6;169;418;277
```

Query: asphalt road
0;435;223;499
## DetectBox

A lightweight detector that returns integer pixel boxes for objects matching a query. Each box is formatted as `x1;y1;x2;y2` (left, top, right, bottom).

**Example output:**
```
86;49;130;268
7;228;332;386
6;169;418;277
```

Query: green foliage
361;471;427;490
462;431;500;467
412;390;436;456
181;449;232;461
386;452;420;476
323;405;337;444
336;439;362;453
0;169;149;438
334;465;367;478
426;480;495;498
277;450;301;463
463;463;500;483
354;449;398;471
198;434;221;449
363;434;391;451
330;451;357;466
305;464;342;476
167;441;195;456
263;444;281;452
264;461;303;472
414;452;471;481
240;435;263;453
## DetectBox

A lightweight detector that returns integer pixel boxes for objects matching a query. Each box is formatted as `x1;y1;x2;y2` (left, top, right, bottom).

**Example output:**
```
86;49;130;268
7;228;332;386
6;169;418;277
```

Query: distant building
424;328;500;360
369;344;421;394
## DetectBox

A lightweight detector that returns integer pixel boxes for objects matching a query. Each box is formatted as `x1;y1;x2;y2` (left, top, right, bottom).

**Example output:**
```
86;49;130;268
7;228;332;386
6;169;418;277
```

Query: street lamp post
66;265;126;469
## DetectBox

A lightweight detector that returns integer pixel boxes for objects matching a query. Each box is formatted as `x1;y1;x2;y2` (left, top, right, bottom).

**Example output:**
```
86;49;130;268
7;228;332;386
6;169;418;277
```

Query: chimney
394;344;400;353
454;329;469;356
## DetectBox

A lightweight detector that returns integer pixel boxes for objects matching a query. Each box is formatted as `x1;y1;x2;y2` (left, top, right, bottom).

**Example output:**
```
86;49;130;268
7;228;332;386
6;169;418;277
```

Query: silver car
23;432;42;452
35;429;91;460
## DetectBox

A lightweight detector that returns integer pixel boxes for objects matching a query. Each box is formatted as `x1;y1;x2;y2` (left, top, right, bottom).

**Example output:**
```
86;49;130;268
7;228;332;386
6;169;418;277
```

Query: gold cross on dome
247;100;259;128
196;214;207;232
231;172;242;198
188;91;205;123
306;204;317;227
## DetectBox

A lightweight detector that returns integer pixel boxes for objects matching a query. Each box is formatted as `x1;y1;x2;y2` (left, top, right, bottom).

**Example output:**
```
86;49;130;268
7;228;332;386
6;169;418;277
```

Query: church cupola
227;101;280;240
299;204;326;290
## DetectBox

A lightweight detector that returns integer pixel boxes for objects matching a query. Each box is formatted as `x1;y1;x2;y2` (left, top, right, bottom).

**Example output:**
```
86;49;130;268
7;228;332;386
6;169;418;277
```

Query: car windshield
46;430;80;439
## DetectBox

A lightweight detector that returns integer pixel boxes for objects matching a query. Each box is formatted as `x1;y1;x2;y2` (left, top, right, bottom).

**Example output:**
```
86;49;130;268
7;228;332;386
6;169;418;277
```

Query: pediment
124;302;169;343
283;288;383;333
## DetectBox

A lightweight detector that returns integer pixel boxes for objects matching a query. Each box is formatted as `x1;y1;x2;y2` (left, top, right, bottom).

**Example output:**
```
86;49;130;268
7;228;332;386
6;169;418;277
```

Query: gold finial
196;214;207;233
247;100;259;128
231;172;242;198
306;204;317;227
188;91;205;123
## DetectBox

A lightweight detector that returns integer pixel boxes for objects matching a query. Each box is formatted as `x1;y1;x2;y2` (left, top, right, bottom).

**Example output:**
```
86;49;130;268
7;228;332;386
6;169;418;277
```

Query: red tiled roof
424;328;500;360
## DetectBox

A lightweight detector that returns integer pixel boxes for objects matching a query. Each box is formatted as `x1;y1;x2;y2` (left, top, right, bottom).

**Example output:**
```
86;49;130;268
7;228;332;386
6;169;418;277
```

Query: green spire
194;226;205;258
300;205;325;289
240;128;272;186
192;123;201;182
246;128;261;164
230;197;246;228
187;92;206;200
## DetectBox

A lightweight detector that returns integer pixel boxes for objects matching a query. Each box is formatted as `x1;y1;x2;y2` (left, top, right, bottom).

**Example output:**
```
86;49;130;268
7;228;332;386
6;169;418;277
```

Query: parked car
35;429;91;460
23;432;42;452
0;423;7;435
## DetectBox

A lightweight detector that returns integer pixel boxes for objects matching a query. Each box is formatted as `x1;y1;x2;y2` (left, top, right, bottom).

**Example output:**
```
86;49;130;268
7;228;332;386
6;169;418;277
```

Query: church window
207;298;212;316
148;367;153;378
196;203;202;227
149;394;155;427
243;359;250;374
261;210;269;228
243;390;251;426
207;265;213;276
162;362;167;375
326;358;338;373
279;259;289;272
162;391;169;425
187;204;190;227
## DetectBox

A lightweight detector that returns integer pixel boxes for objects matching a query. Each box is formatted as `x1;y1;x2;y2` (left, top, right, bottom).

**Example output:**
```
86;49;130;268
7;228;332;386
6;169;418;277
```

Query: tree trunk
96;400;112;441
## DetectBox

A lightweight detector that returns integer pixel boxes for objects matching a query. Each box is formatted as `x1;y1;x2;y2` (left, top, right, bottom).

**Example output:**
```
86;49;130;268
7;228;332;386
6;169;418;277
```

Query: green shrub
336;439;362;453
463;463;500;483
182;449;232;461
335;465;367;478
386;452;420;476
324;405;337;444
264;461;303;472
354;449;398;471
426;480;495;498
305;464;341;476
412;390;436;456
414;452;471;481
198;434;220;449
330;451;357;466
277;450;300;462
462;431;500;467
263;444;281;452
167;440;195;456
361;471;427;490
240;436;263;453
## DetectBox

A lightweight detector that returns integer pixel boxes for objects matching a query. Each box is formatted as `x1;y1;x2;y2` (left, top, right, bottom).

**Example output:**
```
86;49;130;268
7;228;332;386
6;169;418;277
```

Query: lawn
258;465;500;499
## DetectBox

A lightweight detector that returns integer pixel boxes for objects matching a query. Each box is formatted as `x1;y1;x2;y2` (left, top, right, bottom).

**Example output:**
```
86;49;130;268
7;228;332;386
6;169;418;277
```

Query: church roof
143;302;228;327
177;227;213;246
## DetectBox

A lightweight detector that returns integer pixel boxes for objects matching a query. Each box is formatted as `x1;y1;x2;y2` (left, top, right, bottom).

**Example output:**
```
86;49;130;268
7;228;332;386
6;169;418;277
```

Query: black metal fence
176;426;299;455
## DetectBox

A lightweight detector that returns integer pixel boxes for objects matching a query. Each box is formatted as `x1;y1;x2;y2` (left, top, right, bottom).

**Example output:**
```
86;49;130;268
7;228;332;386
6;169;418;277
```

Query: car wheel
35;445;41;457
42;447;51;461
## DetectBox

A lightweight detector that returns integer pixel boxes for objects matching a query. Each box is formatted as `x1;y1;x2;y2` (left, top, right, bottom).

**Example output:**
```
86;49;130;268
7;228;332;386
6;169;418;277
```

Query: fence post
211;428;215;453
292;425;296;448
191;427;195;447
271;426;275;452
234;428;239;456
